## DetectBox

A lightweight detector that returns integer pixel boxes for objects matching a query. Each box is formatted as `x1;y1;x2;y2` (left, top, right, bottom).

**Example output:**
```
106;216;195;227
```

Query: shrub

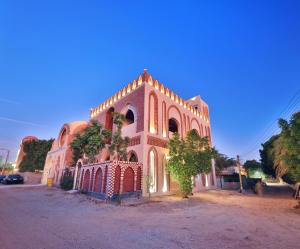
60;169;74;190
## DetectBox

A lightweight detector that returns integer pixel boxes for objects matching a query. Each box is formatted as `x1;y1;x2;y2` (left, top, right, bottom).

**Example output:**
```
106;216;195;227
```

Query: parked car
2;174;24;184
0;175;6;183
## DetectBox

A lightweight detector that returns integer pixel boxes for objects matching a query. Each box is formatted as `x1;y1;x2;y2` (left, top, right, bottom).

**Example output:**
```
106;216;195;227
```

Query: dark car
0;175;6;183
2;174;24;184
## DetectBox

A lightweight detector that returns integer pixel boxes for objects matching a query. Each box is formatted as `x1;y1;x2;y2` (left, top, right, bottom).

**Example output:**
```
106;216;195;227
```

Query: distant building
217;165;247;189
42;70;216;198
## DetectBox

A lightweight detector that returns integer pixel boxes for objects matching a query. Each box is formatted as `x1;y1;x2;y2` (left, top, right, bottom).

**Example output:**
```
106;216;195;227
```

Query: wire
241;89;300;159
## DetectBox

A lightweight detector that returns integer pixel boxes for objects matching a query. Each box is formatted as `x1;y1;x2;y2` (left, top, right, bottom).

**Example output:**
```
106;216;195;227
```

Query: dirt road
0;186;299;249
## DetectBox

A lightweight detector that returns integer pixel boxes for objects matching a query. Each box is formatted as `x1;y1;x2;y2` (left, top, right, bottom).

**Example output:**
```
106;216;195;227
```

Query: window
129;152;138;162
105;107;114;131
125;109;134;125
168;118;178;133
162;156;169;192
149;150;157;193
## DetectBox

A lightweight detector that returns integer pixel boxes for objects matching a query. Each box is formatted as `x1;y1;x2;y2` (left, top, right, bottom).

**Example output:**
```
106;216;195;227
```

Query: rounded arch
105;107;115;131
123;167;135;192
167;105;183;137
148;147;158;193
128;150;138;162
114;165;121;193
148;91;158;134
94;168;103;192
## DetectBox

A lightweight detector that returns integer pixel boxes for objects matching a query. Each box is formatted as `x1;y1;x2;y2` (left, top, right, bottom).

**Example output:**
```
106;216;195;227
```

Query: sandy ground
0;186;299;249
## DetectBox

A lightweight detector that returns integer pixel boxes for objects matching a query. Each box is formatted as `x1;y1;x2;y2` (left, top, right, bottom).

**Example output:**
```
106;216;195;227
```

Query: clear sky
0;0;299;162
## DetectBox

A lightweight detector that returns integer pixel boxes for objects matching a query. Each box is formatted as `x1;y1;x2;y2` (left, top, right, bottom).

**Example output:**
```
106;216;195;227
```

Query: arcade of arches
76;161;142;199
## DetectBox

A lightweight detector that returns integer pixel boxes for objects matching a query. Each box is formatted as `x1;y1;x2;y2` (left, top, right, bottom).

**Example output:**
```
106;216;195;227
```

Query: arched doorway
82;169;90;191
123;167;134;192
93;168;103;193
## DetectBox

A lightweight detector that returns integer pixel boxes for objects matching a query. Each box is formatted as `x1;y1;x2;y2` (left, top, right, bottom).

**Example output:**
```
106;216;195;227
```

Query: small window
168;118;178;133
125;109;134;125
129;153;138;162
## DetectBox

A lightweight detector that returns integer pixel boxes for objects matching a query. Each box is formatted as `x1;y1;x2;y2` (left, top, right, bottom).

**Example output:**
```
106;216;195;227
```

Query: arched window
149;92;158;134
162;101;167;137
105;107;114;131
148;149;157;193
125;109;135;125
162;156;169;192
168;118;179;133
128;151;138;162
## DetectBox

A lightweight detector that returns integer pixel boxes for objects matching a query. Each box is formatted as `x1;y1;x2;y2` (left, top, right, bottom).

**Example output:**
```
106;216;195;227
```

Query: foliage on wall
71;121;111;164
19;139;54;172
167;130;215;198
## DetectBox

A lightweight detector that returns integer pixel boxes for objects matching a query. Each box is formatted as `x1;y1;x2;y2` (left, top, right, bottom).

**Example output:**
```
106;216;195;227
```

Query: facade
41;121;88;185
42;70;216;198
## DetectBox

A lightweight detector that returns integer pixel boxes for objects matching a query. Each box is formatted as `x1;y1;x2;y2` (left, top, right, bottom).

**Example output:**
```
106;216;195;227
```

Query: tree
19;139;54;172
260;135;279;177
109;112;130;161
71;121;111;164
167;130;215;198
214;152;236;173
60;168;74;190
277;112;300;183
259;112;300;183
244;160;261;171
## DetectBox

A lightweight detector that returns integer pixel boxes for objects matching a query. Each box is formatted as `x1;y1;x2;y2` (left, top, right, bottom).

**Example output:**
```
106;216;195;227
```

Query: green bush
60;169;74;190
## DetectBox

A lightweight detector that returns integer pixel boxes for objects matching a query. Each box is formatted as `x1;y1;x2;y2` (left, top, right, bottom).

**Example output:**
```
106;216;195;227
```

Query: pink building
42;70;216;198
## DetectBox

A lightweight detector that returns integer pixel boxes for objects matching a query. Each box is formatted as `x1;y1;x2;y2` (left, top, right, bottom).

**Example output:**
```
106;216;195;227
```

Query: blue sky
0;0;299;162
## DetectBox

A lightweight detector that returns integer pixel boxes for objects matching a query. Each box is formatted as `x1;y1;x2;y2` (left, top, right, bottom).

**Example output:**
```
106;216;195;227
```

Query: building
41;121;88;185
42;70;216;198
216;165;247;190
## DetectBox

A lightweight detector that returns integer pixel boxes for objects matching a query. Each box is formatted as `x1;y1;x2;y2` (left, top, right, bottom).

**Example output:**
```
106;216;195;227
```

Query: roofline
90;70;210;123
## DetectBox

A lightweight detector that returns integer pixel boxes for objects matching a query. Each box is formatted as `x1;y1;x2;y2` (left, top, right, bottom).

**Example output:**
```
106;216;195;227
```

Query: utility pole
237;155;244;193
